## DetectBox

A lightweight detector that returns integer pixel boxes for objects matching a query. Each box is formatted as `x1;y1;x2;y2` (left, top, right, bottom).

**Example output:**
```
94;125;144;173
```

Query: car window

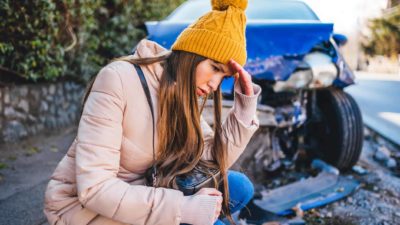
166;0;319;21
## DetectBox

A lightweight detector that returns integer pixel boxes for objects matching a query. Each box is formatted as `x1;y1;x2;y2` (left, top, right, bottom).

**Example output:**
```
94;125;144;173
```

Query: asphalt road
0;127;77;225
346;72;400;146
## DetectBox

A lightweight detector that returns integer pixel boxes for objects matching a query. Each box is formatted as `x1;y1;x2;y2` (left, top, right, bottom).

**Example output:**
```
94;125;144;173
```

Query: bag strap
133;64;157;186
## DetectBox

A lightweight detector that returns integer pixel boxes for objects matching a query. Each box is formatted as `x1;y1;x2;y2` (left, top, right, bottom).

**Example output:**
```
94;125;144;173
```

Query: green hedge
362;6;400;59
0;0;185;82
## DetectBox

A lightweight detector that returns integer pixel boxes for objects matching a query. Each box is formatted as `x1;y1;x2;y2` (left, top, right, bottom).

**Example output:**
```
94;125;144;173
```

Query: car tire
306;88;363;171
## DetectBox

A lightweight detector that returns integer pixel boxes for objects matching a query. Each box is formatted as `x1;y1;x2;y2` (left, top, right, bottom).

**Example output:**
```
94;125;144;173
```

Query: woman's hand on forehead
228;59;254;96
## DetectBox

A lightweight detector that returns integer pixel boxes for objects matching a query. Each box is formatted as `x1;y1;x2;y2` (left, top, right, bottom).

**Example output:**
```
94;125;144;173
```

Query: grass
25;146;41;156
0;162;8;170
7;155;17;161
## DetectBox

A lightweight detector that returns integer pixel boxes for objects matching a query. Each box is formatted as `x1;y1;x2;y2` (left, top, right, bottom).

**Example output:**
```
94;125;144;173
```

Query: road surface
346;72;400;146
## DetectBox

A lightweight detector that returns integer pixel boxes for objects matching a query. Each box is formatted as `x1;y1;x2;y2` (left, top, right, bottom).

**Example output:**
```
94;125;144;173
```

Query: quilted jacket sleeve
75;64;185;225
201;81;261;167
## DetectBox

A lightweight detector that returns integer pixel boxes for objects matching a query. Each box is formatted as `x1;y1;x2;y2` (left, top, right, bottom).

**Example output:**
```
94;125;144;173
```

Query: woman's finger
196;188;222;196
228;59;246;76
228;59;250;81
228;59;254;96
229;60;251;80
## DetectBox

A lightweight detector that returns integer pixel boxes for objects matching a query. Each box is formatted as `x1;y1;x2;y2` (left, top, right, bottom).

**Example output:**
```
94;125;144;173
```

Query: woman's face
195;59;233;96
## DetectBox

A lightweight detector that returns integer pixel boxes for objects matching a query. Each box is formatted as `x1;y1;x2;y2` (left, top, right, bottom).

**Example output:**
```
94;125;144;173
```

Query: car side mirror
332;33;348;47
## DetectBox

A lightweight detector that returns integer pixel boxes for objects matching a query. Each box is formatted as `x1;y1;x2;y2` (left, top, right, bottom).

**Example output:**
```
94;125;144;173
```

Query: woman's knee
227;170;254;210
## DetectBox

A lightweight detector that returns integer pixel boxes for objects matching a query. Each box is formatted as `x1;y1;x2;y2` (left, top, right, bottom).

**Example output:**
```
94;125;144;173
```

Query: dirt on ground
235;128;400;225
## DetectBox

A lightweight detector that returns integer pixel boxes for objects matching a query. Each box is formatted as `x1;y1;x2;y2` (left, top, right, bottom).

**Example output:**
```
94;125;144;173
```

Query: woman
44;0;261;224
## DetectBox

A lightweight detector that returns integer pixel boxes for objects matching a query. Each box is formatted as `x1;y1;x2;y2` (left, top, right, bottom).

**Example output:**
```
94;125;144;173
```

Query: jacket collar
132;39;169;91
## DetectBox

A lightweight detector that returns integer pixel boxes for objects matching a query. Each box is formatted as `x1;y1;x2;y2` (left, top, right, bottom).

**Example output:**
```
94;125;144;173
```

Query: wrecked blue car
144;0;363;172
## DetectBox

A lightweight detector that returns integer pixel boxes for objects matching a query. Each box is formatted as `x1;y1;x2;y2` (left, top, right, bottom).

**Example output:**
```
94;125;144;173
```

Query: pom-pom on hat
171;0;248;66
211;0;248;11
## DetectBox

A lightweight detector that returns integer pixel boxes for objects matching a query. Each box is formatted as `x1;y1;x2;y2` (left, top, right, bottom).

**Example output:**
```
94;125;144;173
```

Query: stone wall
0;81;85;143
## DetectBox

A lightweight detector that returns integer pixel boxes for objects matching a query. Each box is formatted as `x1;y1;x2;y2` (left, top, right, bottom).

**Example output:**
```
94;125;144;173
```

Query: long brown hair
81;49;233;222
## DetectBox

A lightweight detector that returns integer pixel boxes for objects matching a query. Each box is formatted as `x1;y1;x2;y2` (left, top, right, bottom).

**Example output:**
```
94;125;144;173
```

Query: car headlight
304;52;338;88
274;69;313;92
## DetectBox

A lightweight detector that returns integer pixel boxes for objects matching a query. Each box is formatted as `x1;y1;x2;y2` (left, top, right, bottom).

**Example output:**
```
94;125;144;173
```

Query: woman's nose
208;82;218;92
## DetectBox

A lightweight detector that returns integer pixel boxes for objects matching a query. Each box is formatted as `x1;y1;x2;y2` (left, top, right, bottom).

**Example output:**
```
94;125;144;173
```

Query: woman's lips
197;88;208;96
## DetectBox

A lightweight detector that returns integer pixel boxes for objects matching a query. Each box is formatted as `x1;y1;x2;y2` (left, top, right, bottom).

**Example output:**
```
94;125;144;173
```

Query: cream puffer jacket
43;39;261;225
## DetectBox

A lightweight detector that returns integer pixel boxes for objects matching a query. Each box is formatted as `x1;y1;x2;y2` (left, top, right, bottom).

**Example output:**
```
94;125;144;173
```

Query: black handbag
133;64;222;196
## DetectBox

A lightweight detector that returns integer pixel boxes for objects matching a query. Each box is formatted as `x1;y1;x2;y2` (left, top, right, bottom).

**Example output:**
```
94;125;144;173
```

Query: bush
0;0;185;82
362;6;400;60
0;0;65;81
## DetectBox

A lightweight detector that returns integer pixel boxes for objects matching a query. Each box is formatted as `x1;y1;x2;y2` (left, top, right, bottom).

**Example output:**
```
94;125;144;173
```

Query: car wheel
306;88;363;171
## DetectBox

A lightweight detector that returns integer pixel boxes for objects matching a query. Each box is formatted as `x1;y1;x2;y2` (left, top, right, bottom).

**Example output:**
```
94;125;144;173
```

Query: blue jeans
181;170;254;225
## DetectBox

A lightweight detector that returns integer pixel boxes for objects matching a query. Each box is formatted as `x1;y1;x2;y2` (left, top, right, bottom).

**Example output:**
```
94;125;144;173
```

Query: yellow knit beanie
171;0;248;66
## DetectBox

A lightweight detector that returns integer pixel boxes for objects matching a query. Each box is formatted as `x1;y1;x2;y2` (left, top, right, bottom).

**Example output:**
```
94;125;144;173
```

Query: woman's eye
212;65;219;72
